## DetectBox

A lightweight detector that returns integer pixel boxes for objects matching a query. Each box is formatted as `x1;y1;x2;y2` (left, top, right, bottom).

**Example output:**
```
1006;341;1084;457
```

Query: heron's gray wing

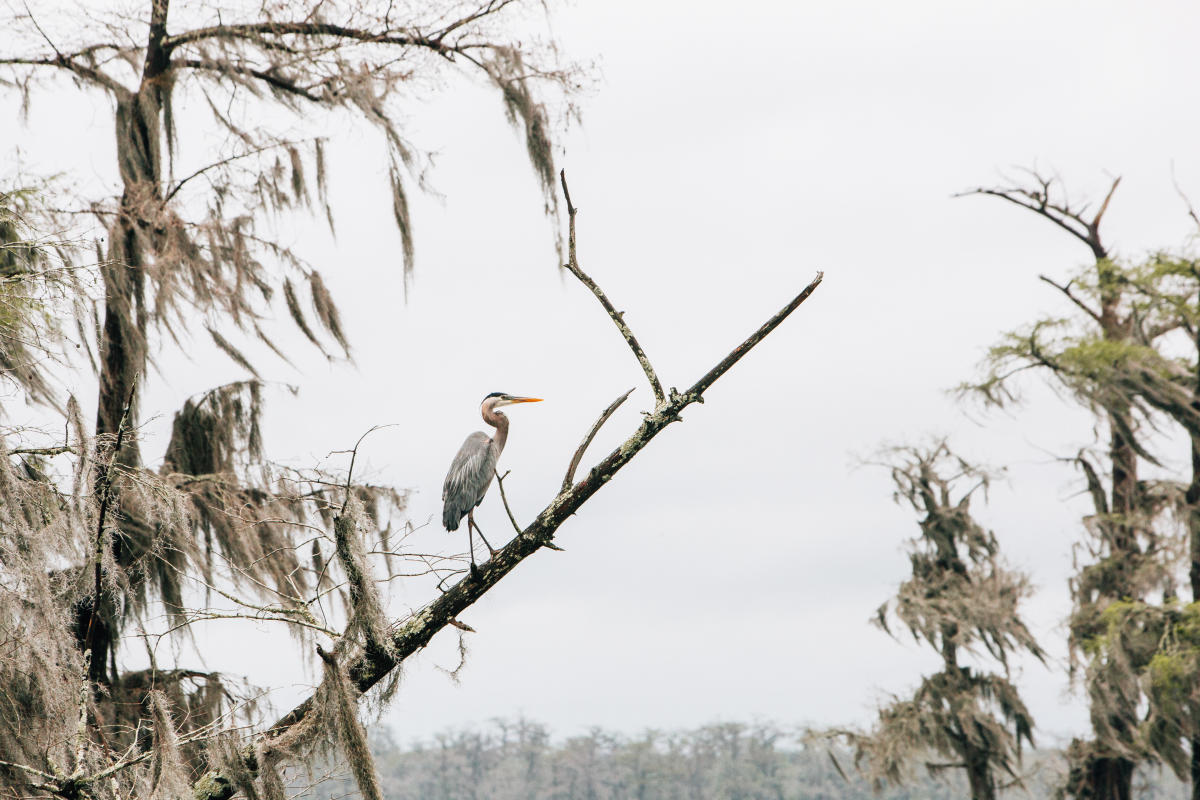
442;432;498;531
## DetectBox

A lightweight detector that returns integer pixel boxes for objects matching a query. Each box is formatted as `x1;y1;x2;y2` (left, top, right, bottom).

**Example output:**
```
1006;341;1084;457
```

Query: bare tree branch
562;387;634;491
956;172;1120;262
0;54;130;96
175;58;324;102
559;170;666;406
1171;165;1200;233
494;467;559;551
165;21;439;52
1038;274;1103;325
493;469;522;535
432;0;522;42
685;272;824;399
163;140;309;203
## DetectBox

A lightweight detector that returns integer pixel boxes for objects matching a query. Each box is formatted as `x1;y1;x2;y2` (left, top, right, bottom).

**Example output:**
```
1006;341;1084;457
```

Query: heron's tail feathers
443;503;465;532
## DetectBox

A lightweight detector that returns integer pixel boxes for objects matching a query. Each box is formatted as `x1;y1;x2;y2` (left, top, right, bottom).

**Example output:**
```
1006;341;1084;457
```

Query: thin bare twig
494;469;521;535
164;139;311;203
559;169;666;406
1170;163;1200;233
340;424;396;512
1038;275;1103;326
495;468;563;550
562;388;634;491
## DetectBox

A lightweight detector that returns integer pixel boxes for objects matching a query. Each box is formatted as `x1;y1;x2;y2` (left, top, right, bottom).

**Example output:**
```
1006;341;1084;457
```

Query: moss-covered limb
193;272;824;800
331;510;391;662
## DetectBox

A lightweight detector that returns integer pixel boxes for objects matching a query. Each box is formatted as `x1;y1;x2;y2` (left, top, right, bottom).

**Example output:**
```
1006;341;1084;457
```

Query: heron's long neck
483;406;509;454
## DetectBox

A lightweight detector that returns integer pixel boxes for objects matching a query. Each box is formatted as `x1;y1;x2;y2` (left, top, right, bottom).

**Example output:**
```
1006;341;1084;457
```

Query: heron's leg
465;515;477;571
468;511;498;557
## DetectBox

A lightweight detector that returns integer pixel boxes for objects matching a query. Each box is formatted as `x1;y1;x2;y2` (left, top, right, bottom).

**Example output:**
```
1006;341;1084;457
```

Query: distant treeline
301;720;1183;799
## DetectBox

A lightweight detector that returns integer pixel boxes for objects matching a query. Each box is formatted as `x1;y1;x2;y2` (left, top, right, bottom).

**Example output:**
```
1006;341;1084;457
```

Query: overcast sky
9;0;1200;748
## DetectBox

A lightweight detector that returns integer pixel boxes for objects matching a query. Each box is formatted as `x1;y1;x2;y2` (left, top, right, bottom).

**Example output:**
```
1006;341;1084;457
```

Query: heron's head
482;392;543;411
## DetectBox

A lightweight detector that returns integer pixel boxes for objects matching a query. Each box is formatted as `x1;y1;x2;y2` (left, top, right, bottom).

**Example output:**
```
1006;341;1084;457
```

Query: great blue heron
443;392;542;569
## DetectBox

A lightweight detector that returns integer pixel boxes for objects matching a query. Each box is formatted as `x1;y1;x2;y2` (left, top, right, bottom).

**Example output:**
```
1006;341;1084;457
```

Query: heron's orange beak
510;397;543;403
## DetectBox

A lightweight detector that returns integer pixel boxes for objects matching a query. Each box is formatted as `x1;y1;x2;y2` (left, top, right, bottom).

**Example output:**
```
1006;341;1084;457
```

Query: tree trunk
964;746;997;800
1189;364;1200;799
1089;755;1134;800
83;0;170;686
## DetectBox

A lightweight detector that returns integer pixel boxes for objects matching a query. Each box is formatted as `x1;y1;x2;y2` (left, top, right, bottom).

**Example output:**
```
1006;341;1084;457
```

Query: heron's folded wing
442;432;498;529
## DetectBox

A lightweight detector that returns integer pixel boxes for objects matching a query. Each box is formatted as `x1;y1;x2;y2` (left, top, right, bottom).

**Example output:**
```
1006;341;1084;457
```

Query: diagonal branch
685;272;823;399
0;54;130;97
175;59;324;103
166;21;434;51
493;468;559;551
559;170;666;406
494;469;521;534
956;172;1120;263
562;388;634;491
164;3;524;54
1038;275;1102;326
163;139;310;203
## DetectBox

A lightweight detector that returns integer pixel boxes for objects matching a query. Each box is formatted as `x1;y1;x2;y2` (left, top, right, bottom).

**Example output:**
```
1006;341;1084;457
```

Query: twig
495;468;562;550
494;470;522;534
1170;163;1200;232
340;424;395;512
559;170;666;406
164;139;311;202
684;272;824;399
1038;275;1103;326
562;388;634;491
1093;175;1121;232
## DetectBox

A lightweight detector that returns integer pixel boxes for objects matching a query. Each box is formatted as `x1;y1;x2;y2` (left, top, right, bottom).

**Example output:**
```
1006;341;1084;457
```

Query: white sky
9;0;1200;749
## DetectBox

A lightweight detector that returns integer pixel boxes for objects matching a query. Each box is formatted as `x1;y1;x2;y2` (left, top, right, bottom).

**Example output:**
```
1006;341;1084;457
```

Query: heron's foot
469;561;481;579
487;544;499;558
